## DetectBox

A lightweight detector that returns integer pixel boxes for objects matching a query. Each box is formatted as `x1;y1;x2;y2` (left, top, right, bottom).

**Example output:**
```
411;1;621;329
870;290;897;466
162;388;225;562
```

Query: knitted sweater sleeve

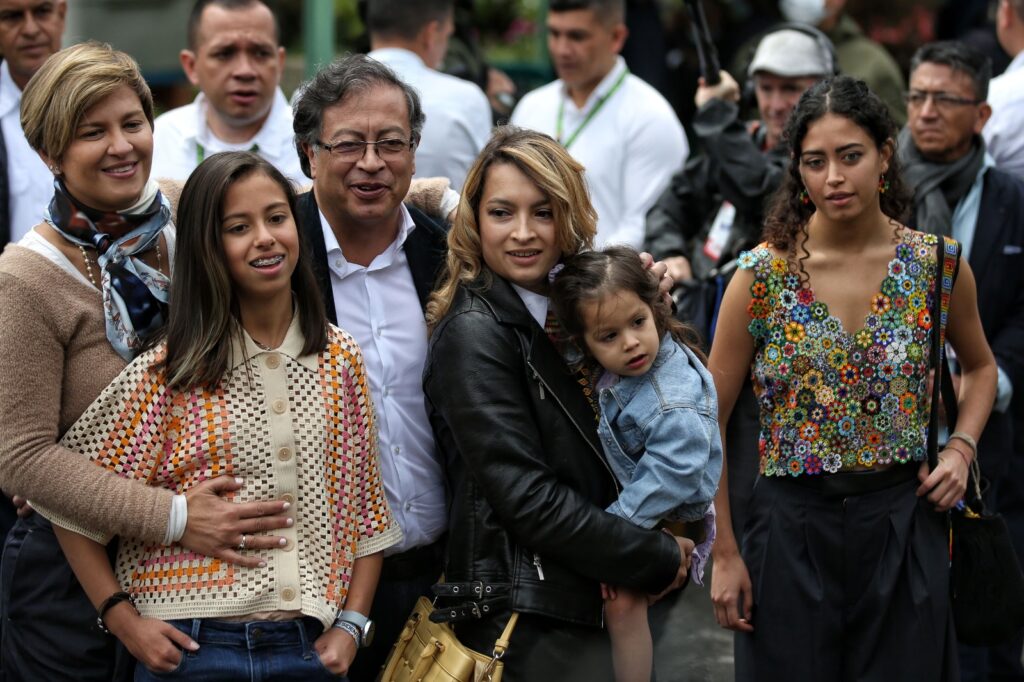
0;271;173;543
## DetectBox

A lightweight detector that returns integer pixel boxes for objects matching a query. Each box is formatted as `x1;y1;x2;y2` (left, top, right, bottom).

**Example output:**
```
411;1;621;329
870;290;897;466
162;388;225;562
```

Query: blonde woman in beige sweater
0;43;291;681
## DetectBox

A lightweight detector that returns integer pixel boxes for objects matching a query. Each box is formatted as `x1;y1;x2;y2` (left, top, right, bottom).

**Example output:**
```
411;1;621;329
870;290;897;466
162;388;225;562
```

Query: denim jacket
597;333;723;528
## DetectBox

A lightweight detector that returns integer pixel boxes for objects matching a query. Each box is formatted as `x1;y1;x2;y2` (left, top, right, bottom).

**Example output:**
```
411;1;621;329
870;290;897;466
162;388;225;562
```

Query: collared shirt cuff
164;494;188;545
995;365;1013;413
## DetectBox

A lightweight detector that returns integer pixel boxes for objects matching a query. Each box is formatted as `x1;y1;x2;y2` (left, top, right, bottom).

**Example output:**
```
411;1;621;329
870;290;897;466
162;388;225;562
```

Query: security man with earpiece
643;26;835;538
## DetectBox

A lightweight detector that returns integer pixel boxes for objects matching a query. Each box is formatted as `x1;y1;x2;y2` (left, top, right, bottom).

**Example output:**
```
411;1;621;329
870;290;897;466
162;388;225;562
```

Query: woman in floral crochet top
707;76;997;681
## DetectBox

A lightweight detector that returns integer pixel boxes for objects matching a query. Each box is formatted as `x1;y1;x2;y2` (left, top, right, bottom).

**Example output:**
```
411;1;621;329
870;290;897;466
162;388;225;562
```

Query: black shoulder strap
927;236;962;470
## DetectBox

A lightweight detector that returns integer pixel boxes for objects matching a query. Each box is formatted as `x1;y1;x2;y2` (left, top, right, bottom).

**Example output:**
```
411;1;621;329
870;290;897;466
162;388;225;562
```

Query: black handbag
927;236;1024;645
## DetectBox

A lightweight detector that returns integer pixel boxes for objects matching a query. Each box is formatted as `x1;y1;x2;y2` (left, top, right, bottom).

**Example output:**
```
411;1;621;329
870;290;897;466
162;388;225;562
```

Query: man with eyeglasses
151;0;305;185
292;53;452;682
899;40;1024;682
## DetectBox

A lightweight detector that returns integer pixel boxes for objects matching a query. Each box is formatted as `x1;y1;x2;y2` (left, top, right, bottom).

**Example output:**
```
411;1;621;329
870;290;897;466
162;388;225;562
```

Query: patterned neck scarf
45;178;171;360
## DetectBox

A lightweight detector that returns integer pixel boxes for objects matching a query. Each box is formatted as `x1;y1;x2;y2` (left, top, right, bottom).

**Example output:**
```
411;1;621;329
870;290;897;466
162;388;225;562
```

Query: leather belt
774;462;919;499
430;581;512;623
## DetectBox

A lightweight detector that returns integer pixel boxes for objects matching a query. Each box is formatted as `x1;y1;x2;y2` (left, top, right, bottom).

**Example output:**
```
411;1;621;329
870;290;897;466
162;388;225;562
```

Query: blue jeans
133;617;346;681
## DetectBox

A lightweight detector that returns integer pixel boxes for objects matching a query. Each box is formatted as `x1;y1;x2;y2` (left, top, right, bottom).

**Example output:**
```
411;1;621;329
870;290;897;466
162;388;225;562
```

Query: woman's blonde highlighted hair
20;41;155;164
426;126;597;327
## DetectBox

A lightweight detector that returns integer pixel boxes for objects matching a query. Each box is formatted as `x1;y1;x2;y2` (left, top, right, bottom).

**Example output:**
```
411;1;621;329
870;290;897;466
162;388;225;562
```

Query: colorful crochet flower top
738;230;950;477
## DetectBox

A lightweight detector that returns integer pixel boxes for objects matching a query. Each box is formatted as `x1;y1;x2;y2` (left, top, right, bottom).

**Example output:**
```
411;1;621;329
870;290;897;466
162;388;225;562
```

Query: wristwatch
333;610;375;648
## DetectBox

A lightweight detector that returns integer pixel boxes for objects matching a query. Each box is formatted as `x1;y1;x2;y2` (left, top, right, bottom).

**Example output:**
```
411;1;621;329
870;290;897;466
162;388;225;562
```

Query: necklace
253;338;274;351
78;237;164;288
79;245;98;288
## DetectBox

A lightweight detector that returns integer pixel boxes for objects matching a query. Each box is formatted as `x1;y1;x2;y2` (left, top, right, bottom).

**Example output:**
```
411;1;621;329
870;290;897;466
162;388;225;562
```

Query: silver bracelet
948;431;978;460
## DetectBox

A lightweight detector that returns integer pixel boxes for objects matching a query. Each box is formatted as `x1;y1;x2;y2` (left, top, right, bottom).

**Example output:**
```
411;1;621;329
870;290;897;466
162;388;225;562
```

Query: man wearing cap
644;26;833;537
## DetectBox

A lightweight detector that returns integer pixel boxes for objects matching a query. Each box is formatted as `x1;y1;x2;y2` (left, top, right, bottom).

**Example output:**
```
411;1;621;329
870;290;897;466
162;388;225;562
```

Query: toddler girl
37;151;401;679
551;245;723;682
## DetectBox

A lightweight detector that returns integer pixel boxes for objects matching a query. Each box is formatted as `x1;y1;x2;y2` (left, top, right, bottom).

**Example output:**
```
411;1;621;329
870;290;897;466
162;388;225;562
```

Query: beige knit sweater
0;246;173;542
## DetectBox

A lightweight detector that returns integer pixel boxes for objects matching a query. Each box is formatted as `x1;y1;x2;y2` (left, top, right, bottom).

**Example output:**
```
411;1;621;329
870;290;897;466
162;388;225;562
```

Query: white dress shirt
511;57;688;248
368;48;492;191
0;61;56;244
152;88;306;186
320;204;445;555
984;51;1024;180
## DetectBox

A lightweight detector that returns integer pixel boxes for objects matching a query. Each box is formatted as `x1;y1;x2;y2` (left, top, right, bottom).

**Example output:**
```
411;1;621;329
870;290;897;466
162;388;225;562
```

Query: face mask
780;0;828;25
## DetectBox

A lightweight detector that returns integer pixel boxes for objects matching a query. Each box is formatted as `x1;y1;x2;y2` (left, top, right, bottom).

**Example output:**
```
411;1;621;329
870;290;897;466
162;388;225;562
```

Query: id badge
703;201;736;261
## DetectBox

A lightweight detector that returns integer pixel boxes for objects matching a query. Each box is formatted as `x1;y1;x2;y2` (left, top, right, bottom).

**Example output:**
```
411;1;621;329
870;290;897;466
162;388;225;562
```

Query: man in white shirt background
0;0;65;252
366;0;491;191
511;0;687;248
151;0;305;185
983;0;1024;179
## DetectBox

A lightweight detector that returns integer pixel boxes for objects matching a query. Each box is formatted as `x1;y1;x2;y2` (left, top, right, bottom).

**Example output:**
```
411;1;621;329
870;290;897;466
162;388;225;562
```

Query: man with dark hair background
899;40;1024;681
512;0;686;248
151;0;304;184
366;0;491;190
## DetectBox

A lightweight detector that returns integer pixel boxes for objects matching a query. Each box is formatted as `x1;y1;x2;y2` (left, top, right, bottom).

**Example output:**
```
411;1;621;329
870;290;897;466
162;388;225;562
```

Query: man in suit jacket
900;40;1024;681
292;53;450;682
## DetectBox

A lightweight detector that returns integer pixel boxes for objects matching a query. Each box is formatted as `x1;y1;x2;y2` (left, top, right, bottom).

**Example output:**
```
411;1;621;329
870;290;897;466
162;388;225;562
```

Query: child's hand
106;603;198;673
314;626;359;676
601;582;619;600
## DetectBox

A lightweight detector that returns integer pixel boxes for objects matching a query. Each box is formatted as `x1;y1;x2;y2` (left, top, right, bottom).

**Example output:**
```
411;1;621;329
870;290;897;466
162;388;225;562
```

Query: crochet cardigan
40;318;402;627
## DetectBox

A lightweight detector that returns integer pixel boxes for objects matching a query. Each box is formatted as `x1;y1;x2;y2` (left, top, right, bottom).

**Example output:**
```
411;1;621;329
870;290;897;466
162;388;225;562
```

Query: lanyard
195;141;260;165
555;68;628;150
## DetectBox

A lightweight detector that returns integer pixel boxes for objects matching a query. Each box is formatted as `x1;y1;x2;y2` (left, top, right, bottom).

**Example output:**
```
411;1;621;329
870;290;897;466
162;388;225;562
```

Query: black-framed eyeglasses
316;137;415;160
903;90;981;110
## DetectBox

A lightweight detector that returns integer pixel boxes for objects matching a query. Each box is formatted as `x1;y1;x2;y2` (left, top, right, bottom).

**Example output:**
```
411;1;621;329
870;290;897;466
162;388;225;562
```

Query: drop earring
878;175;890;194
799;188;811;205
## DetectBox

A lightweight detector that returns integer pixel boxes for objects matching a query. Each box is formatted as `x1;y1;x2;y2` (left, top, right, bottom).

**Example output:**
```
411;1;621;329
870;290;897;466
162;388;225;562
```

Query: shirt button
404;502;412;511
281;493;295;504
376;328;382;337
272;399;286;414
392;445;401;455
283;538;295;552
265;354;280;369
335;259;343;268
278;447;292;462
281;587;297;602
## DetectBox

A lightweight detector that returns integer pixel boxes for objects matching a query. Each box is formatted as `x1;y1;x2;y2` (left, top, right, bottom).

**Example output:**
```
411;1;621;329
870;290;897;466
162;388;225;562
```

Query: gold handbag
378;597;518;682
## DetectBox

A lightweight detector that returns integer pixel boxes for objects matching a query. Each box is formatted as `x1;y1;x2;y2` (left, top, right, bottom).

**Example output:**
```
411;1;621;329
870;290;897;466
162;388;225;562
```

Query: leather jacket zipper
531;369;546;400
533;553;546;580
526;360;620;492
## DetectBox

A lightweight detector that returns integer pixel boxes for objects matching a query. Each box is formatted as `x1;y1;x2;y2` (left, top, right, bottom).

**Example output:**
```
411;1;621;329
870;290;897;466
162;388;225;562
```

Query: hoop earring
799;188;811;205
878;175;890;194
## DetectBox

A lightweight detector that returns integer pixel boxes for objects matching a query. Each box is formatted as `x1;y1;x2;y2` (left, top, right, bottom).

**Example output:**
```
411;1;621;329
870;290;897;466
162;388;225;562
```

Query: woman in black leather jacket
423;127;691;681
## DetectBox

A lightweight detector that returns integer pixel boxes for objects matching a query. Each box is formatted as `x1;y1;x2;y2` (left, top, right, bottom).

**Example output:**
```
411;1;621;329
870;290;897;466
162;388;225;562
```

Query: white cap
748;29;833;78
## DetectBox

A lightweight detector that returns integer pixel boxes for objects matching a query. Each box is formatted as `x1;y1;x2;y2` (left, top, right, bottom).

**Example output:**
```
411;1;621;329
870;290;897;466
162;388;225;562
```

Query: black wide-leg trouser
735;473;959;682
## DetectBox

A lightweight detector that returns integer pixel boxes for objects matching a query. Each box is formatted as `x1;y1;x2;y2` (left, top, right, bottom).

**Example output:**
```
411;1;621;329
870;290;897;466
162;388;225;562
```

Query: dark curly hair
762;76;912;273
550;246;707;366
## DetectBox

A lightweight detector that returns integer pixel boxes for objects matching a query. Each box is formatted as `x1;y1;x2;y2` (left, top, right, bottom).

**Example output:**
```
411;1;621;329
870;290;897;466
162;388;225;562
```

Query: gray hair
292;53;425;178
